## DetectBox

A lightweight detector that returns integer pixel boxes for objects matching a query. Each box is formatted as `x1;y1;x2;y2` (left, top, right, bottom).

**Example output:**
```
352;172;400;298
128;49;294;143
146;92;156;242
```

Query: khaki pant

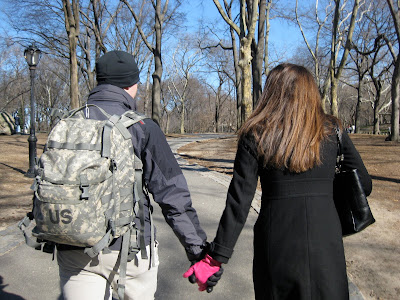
57;244;159;300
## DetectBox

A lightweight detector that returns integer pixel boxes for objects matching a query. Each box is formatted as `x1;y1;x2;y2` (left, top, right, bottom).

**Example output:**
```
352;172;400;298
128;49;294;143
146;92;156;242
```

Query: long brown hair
239;63;337;173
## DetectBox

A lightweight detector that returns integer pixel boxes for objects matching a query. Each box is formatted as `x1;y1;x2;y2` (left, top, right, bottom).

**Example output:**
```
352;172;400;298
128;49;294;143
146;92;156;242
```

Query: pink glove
183;254;222;291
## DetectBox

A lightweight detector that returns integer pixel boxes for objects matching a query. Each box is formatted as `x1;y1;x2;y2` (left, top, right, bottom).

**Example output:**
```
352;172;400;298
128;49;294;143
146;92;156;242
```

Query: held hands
183;254;223;292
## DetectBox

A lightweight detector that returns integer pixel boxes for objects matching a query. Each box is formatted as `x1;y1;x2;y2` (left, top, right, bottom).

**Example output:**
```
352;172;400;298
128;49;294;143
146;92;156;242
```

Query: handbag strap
335;126;344;173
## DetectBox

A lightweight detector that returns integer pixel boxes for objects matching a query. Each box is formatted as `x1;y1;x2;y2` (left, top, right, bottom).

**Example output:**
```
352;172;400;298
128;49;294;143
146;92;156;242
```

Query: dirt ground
0;133;399;299
178;134;400;300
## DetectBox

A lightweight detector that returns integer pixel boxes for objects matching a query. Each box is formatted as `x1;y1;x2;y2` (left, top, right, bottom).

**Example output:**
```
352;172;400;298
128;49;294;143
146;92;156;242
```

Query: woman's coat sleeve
211;137;259;263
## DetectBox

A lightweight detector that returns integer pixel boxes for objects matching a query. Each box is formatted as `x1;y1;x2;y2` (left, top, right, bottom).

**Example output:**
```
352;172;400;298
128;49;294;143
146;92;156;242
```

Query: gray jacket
86;84;206;259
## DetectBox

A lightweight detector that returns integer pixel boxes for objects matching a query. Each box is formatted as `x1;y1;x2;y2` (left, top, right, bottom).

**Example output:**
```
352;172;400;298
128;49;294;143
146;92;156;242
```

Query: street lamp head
24;45;42;68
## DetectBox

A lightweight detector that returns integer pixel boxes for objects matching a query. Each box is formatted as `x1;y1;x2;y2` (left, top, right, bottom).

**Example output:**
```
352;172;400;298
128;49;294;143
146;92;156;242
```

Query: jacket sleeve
341;131;372;196
210;135;259;263
141;121;207;258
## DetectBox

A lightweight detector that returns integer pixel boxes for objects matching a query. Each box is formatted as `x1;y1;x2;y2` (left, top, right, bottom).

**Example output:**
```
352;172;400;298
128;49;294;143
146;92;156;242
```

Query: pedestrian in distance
184;63;372;299
56;50;208;300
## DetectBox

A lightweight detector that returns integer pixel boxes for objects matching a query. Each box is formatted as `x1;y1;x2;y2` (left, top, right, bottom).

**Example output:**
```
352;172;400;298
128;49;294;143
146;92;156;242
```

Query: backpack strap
123;110;156;266
84;229;112;258
102;115;121;158
149;208;156;268
18;213;42;249
132;156;157;269
46;140;102;151
117;229;131;300
123;111;147;124
50;108;69;120
133;154;148;259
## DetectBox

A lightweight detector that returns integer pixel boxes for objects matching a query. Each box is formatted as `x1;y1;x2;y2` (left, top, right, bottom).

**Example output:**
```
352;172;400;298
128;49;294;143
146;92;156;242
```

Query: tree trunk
239;0;259;123
330;76;339;117
165;112;170;134
386;0;400;141
372;81;382;134
151;1;163;125
144;56;153;115
355;86;362;134
215;83;221;133
83;27;95;91
227;6;242;130
62;0;80;109
180;101;185;134
240;40;253;122
321;77;330;113
151;69;161;126
232;35;242;130
264;0;271;77
215;102;219;133
252;0;266;108
213;0;259;128
121;0;169;127
390;57;400;141
330;0;359;117
373;94;381;134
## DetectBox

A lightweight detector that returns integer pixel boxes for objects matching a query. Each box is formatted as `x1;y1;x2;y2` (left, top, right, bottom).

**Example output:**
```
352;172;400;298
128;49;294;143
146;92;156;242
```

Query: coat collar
88;84;137;111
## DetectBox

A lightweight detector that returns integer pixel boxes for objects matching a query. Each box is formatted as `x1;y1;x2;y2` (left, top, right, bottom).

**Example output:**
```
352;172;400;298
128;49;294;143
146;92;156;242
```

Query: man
56;50;207;300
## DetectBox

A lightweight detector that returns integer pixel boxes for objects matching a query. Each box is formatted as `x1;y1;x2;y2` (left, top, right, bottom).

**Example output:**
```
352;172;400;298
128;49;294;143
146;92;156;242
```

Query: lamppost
24;45;42;178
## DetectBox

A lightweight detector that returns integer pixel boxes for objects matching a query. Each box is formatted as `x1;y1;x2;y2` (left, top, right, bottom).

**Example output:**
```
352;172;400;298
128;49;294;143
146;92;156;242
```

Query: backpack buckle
18;215;30;230
110;159;117;172
80;184;89;200
79;174;90;200
108;219;116;236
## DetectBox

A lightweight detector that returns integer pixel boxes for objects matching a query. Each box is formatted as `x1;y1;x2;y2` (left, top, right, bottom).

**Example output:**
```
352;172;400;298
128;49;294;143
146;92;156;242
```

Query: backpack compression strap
133;154;148;259
18;214;42;249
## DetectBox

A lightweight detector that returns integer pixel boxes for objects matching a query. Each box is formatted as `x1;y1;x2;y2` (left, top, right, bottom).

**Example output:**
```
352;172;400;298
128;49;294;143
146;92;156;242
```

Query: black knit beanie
96;51;140;88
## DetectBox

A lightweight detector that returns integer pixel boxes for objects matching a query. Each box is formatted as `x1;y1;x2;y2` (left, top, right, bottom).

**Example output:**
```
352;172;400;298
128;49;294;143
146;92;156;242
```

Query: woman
184;63;372;299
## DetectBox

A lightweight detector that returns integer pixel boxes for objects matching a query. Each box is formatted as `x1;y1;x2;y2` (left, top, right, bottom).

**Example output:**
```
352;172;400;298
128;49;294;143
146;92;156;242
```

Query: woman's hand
183;254;223;292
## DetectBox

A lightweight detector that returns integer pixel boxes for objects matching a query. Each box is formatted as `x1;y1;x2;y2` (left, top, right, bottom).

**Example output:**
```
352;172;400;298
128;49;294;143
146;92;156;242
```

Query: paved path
0;134;364;300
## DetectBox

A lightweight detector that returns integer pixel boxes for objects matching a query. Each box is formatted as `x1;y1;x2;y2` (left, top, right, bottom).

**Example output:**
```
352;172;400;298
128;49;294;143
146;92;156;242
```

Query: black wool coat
210;130;372;300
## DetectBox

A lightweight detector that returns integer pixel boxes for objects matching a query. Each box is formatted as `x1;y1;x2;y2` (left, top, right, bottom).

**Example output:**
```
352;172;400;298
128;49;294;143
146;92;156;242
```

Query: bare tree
206;71;234;133
347;51;368;132
293;0;334;111
79;0;123;91
352;0;394;134
0;44;29;127
204;45;235;133
3;0;80;108
165;39;202;133
121;0;182;126
213;0;259;126
36;56;71;130
224;0;242;130
329;0;361;117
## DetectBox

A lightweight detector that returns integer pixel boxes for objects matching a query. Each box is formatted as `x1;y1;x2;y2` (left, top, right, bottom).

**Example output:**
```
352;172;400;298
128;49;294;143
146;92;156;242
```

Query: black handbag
333;128;375;236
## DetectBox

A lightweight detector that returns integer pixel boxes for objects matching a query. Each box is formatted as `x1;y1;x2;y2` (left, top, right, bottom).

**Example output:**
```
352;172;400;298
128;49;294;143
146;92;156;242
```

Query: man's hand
205;267;224;292
185;243;209;284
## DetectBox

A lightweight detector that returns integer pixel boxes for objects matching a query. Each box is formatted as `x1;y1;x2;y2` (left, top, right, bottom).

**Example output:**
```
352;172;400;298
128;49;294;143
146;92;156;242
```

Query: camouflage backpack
19;105;153;299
